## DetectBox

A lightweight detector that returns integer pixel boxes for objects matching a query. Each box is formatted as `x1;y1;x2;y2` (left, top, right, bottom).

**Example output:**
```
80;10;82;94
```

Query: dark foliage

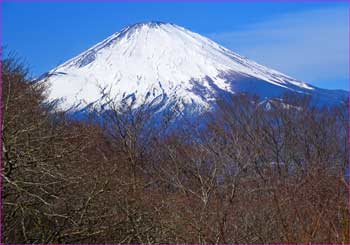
1;55;349;243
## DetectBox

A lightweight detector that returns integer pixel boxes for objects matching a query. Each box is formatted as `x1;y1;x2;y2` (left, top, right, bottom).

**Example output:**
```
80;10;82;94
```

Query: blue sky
3;1;349;90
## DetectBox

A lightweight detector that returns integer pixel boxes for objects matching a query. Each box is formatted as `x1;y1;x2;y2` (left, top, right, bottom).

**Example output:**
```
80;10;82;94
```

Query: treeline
2;55;349;244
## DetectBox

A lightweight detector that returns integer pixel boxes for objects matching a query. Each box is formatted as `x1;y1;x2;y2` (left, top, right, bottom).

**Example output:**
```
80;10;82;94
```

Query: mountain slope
40;21;347;112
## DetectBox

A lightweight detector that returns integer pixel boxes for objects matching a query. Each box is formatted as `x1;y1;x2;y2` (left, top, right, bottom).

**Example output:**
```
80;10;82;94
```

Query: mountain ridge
40;21;347;113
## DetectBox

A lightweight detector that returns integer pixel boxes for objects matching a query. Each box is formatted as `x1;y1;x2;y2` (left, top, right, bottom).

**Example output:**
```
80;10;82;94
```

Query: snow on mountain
40;21;347;113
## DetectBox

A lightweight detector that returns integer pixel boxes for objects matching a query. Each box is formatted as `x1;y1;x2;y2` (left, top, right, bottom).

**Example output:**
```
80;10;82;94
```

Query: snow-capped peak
41;21;343;112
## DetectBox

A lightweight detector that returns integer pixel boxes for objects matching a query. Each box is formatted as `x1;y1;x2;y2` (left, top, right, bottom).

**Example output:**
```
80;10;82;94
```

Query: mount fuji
40;21;347;115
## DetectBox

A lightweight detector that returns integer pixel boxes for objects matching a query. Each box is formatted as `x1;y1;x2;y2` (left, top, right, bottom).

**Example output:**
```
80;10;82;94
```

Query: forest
2;54;349;244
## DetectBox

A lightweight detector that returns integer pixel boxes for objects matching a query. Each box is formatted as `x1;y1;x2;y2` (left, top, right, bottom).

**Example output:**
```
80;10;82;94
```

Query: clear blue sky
3;1;349;90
